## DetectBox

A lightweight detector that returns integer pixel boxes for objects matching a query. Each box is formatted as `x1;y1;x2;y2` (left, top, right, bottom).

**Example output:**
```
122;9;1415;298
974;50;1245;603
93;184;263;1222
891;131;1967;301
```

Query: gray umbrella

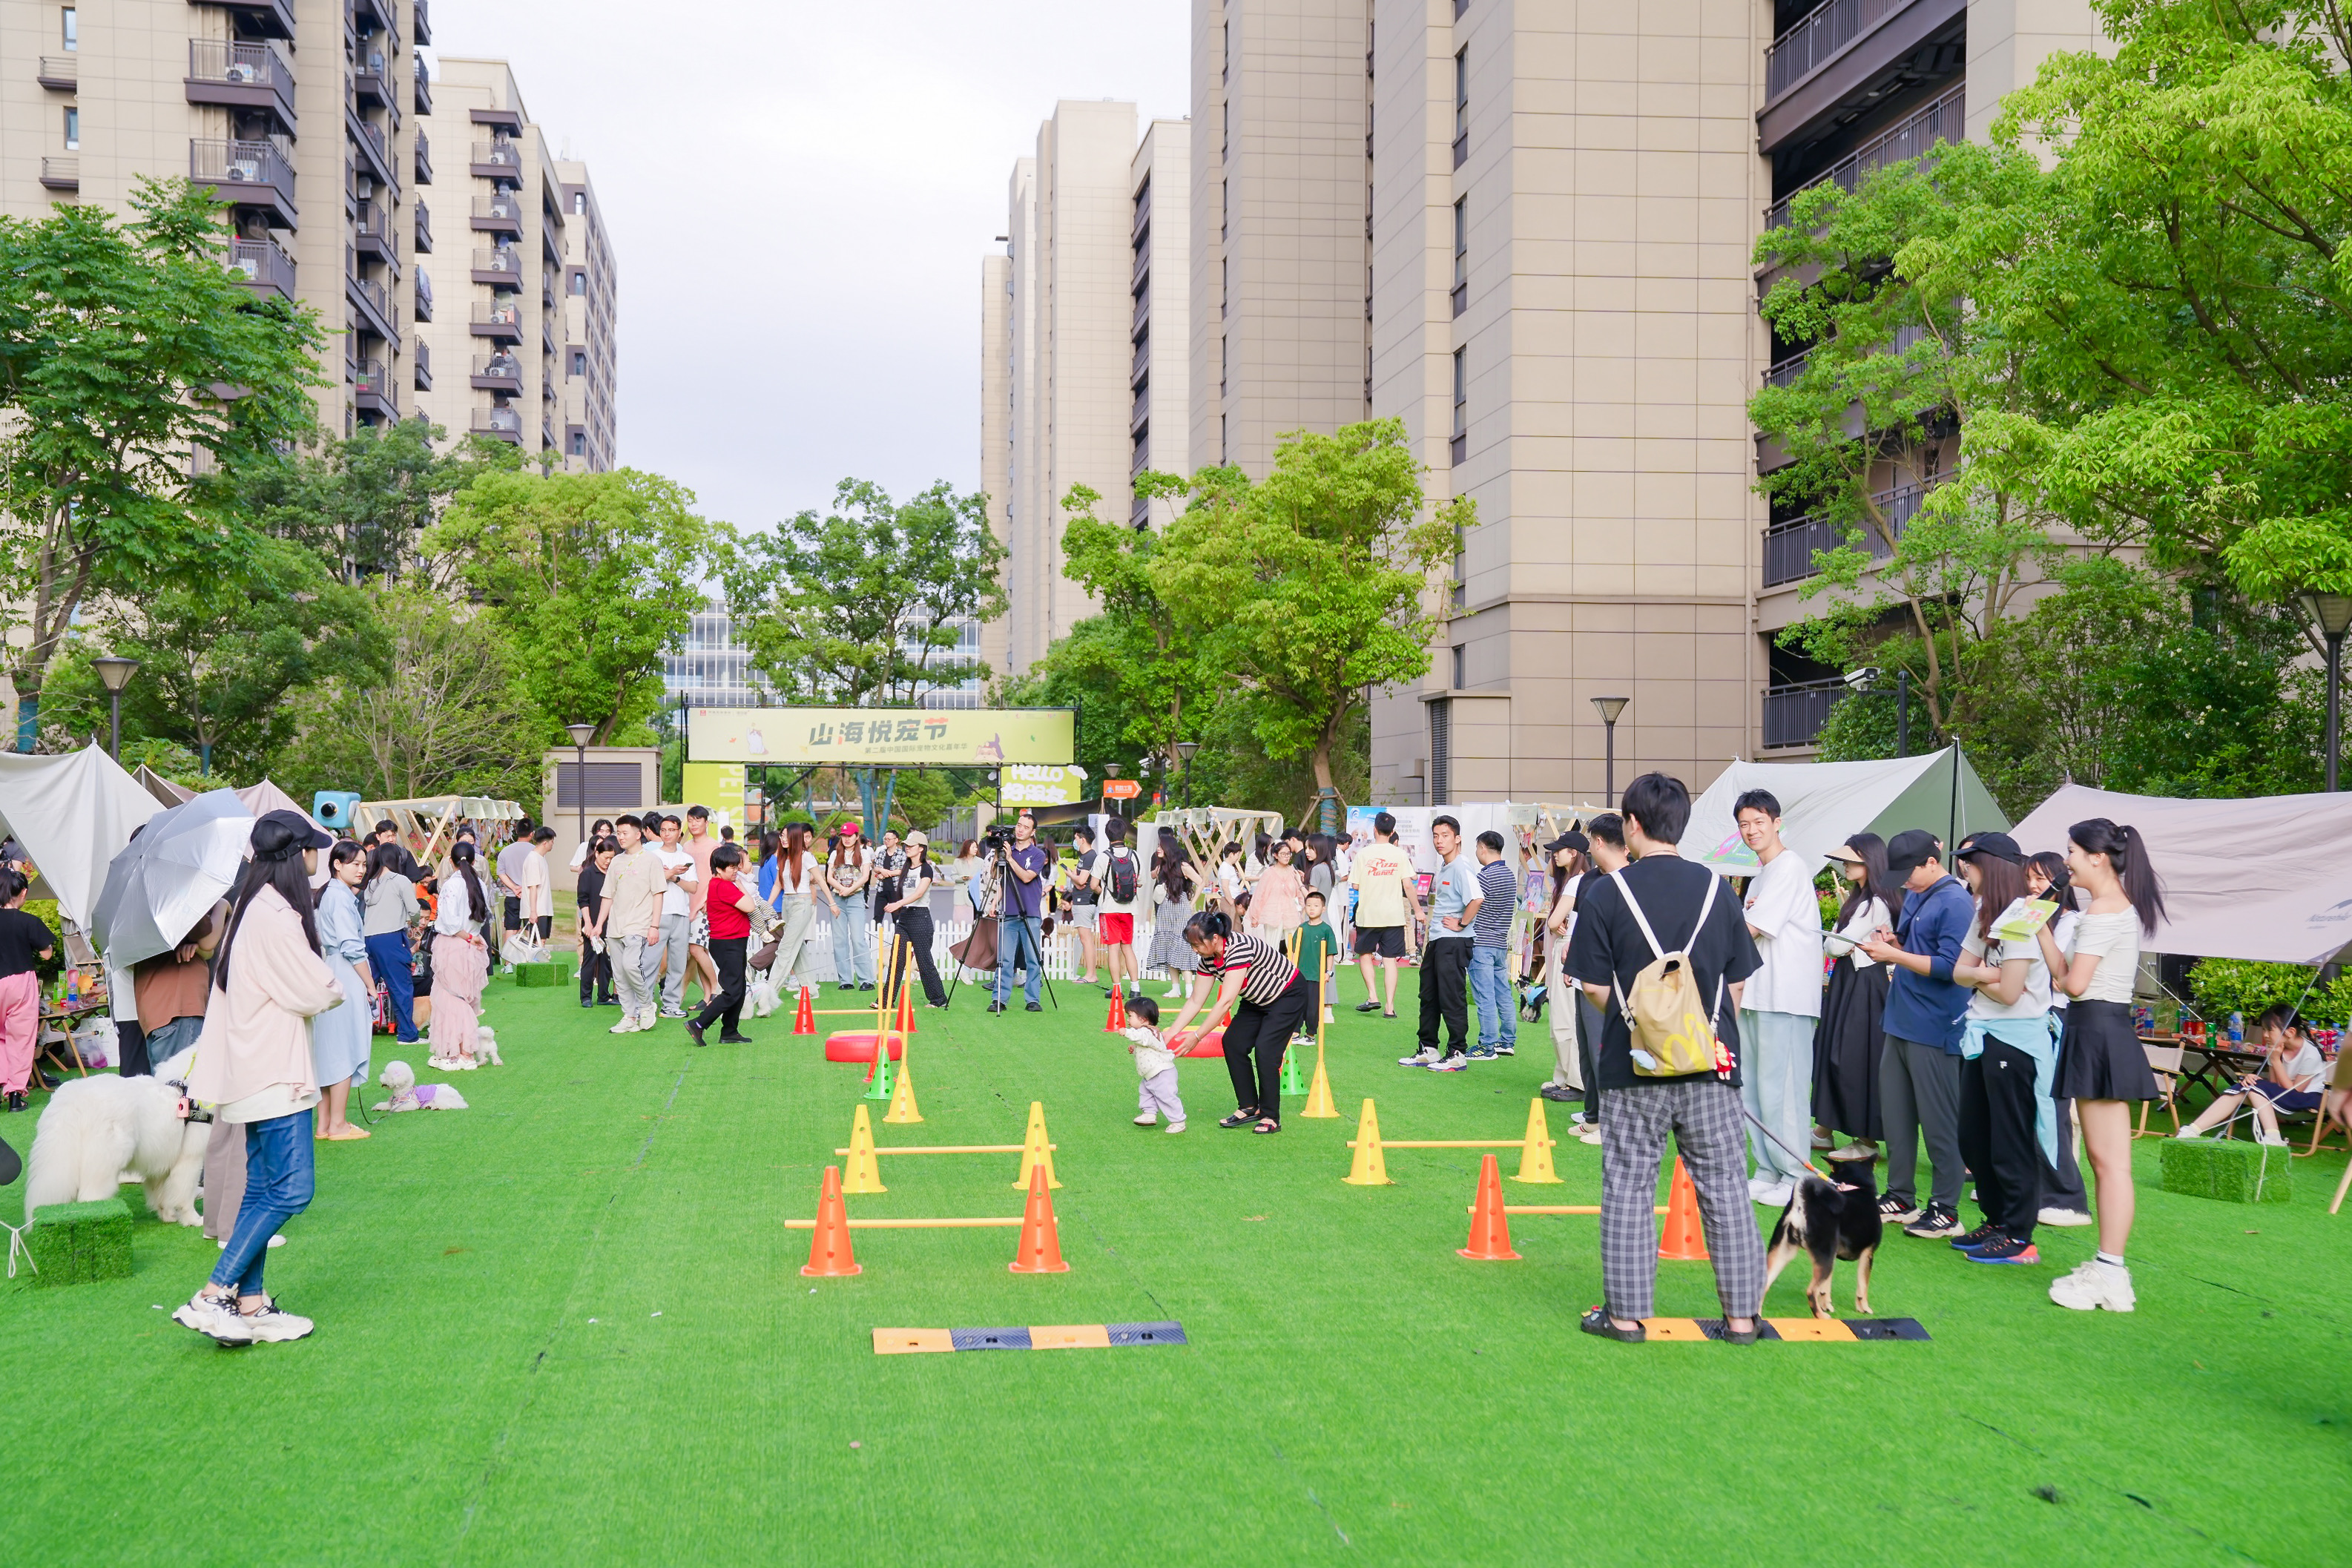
90;788;254;969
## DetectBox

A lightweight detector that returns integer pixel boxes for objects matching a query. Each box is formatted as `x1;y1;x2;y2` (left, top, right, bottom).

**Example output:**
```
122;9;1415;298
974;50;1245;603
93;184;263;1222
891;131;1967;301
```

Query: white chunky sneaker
173;1294;254;1345
2049;1258;2135;1313
237;1297;314;1342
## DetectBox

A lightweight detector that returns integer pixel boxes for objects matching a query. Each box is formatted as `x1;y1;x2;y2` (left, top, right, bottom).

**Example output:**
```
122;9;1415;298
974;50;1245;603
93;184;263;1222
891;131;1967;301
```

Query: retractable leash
1737;1101;1828;1183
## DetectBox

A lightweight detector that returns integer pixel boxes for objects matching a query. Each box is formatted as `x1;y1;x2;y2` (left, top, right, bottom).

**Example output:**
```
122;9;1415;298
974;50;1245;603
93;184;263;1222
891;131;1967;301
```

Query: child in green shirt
1294;891;1340;1035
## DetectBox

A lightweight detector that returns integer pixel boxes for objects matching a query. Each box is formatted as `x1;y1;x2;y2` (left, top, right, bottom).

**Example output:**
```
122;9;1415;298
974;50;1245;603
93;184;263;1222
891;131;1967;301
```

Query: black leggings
1224;976;1309;1125
892;907;946;1005
692;938;747;1034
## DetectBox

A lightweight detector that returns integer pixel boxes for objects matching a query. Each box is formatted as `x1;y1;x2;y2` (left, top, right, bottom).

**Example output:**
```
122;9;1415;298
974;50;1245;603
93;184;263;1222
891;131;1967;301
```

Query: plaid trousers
1598;1076;1768;1321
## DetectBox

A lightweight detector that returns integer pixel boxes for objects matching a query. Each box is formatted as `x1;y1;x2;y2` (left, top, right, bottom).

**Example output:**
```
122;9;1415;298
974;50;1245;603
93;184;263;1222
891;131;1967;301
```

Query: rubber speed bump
1629;1317;1929;1343
871;1321;1187;1355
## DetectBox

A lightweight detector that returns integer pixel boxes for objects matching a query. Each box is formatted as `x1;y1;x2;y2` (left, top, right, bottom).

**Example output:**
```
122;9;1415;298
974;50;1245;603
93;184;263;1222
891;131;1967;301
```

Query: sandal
1578;1307;1646;1343
1218;1109;1259;1129
1251;1118;1279;1135
1382;1010;1397;1019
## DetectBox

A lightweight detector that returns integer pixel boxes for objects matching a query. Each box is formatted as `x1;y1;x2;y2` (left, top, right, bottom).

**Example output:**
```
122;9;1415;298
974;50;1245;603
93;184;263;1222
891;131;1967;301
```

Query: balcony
470;139;523;178
1452;132;1467;170
1130;336;1148;385
413;337;432;391
352;0;398;39
1131;286;1149;335
1768;0;1906;102
471;406;524;444
353;200;397;266
412;56;432;115
413;0;432;45
186;38;296;130
353;50;389;107
1766;82;1965;230
348;111;397;194
40;156;78;191
1759;0;1966;153
471;352;523;392
228;237;296;302
413;201;432;254
1131;180;1150;243
470;298;523;341
1131;383;1149;433
346;266;398;344
353;358;395;419
471;193;524;234
1762;350;1811;389
1451;281;1466;318
472;246;524;284
191;138;297;227
1762;677;1849;749
1760;478;1934;587
413;266;433;321
38;56;75;89
188;0;295;39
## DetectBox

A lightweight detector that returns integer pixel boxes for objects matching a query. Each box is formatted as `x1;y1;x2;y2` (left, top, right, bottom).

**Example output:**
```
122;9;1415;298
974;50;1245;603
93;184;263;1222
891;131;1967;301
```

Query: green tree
0;178;327;748
720;478;1007;703
241;416;521;584
426;468;714;745
1149;421;1464;800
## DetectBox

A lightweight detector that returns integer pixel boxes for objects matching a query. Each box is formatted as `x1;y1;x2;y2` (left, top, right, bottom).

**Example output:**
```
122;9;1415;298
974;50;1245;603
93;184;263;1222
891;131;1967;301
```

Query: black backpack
1106;846;1139;904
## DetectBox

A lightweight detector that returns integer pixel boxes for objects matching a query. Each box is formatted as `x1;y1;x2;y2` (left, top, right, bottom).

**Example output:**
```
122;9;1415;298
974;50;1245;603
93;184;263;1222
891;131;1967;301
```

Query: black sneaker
1904;1203;1962;1239
1354;1001;1379;1013
837;984;857;992
4;1090;24;1113
1951;1222;2004;1251
718;1032;753;1044
986;1002;1005;1014
1877;1193;1923;1223
1538;1083;1582;1103
683;1020;708;1047
1025;1002;1042;1012
859;982;876;992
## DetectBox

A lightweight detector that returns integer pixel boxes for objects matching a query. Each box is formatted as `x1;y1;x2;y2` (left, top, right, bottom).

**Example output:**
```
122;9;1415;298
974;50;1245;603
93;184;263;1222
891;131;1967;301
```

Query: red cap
840;820;862;835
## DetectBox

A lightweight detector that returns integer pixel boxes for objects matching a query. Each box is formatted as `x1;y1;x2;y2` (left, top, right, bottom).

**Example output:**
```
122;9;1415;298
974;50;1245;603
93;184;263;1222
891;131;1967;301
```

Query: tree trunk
12;675;38;754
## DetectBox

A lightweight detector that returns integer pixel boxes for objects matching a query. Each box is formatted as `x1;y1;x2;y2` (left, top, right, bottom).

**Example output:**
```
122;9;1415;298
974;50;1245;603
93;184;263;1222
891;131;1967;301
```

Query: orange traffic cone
1104;986;1127;1032
792;986;816;1035
1658;1156;1709;1261
800;1165;861;1277
1458;1153;1521;1260
895;975;918;1036
1007;1163;1070;1274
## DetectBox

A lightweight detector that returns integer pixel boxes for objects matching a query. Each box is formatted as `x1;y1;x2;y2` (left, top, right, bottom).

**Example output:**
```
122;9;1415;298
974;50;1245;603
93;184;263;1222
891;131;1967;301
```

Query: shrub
2187;958;2352;1030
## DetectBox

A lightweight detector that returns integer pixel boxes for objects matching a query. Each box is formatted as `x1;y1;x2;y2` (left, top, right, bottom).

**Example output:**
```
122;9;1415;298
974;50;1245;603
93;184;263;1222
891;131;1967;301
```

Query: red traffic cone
800;1165;861;1277
1658;1157;1710;1262
792;985;816;1035
1458;1153;1521;1260
1008;1163;1070;1274
1104;985;1127;1032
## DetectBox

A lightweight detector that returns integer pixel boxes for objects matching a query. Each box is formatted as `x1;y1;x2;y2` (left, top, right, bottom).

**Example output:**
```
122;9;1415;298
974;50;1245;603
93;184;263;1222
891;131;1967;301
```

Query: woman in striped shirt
1166;909;1308;1134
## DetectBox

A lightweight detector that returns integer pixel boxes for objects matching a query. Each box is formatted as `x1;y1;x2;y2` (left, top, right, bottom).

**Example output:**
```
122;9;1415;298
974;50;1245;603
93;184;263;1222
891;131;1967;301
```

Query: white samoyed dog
22;1047;208;1227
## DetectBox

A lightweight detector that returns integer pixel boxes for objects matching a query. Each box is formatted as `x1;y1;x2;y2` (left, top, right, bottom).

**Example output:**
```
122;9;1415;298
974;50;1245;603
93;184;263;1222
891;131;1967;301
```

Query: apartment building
410;57;612;470
1190;0;1372;475
988;99;1139;677
1360;0;2104;806
2;0;429;435
1129;119;1190;526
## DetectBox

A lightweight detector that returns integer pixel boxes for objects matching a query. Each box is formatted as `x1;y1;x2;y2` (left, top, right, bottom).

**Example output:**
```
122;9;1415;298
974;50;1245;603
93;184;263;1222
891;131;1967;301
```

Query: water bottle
2227;1011;2244;1045
65;967;79;1009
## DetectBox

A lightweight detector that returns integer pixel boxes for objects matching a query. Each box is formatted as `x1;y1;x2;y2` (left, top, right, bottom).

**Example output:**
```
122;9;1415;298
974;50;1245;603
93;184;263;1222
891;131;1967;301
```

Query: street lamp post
1175;740;1199;809
1102;761;1120;817
91;657;140;761
2299;592;2352;791
1591;696;1630;806
564;722;596;857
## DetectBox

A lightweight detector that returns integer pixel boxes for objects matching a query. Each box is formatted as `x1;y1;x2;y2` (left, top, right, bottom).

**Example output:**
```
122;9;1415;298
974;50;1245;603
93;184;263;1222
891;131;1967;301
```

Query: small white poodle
372;1060;468;1112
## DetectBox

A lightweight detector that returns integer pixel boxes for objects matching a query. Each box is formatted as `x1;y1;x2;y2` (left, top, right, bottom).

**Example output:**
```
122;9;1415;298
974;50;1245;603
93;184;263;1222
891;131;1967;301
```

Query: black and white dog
1762;1154;1881;1318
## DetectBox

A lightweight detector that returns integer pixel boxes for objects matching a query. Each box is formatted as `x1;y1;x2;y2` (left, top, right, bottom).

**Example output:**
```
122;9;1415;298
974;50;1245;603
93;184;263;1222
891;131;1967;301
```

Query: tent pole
1949;742;1962;852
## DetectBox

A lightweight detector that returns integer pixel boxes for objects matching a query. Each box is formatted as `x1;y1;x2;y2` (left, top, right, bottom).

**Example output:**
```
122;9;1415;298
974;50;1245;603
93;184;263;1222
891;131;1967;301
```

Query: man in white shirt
494;824;538;962
514;826;556;946
1092;814;1147;1001
1733;789;1824;1205
650;814;699;1018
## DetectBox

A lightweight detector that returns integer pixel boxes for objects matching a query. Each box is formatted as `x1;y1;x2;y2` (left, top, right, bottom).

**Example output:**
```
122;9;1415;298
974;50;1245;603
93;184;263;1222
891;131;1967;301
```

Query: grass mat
5;969;2348;1565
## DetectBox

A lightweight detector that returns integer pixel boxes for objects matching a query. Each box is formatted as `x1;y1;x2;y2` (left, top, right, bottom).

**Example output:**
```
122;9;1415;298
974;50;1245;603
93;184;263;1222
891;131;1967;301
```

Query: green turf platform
510;958;576;987
2158;1135;2293;1203
24;1197;132;1286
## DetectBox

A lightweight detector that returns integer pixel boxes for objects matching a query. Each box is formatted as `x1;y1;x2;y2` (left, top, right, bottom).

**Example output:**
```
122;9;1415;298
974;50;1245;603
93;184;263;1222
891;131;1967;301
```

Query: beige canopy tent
357;794;524;865
135;767;326;831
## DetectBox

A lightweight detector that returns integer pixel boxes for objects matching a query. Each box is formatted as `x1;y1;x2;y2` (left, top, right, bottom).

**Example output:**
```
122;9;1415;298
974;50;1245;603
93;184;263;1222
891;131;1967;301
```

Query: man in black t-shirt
1562;773;1767;1344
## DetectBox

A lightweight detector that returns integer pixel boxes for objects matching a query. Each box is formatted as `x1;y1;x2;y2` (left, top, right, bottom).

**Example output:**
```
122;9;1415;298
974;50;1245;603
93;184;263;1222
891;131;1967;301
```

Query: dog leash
1;1219;35;1279
1736;1102;1828;1182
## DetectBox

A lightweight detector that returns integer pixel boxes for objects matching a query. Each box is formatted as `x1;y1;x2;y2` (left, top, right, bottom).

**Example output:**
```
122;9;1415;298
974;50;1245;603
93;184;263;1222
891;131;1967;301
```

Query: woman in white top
2032;817;2167;1314
429;841;494;1070
1810;834;1899;1162
1948;833;2054;1262
2024;851;2091;1227
763;822;831;995
2175;1007;2328;1144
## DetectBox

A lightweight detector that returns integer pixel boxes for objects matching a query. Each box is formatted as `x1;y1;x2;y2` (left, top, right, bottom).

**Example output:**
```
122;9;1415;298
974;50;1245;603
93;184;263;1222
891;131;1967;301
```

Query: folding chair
2299;1051;2352;1159
2134;1041;2183;1139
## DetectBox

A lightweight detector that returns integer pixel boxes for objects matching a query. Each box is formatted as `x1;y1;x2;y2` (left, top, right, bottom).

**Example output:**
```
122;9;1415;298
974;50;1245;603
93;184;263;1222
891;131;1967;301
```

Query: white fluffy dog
747;961;784;1018
22;1047;208;1228
475;1024;501;1067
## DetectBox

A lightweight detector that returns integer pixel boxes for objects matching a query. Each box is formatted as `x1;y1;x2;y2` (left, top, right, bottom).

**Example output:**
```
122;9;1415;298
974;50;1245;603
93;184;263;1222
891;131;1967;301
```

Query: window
1452;48;1469;167
63;107;79;150
1452;644;1466;688
573;192;586;215
571;350;586;377
1452;197;1468;317
1429;699;1452;806
61;6;76;49
570;270;586;295
570;431;586;457
1221;256;1229;318
1450;346;1466;465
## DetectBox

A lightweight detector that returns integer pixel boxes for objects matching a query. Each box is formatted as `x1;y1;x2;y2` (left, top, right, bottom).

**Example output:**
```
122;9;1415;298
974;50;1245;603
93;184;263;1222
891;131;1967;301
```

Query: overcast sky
426;1;1190;536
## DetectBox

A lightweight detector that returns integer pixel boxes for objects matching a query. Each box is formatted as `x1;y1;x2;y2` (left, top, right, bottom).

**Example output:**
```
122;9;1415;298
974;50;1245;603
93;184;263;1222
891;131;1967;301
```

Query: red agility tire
823;1031;907;1063
1181;1029;1228;1058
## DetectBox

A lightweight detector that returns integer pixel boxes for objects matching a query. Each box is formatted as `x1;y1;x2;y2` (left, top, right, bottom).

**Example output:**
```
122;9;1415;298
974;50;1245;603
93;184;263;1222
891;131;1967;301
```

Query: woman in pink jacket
175;811;342;1347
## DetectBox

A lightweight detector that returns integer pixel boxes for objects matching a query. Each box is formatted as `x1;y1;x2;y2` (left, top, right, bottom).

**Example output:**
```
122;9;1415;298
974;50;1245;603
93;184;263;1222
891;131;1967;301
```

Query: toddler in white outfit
1122;994;1185;1133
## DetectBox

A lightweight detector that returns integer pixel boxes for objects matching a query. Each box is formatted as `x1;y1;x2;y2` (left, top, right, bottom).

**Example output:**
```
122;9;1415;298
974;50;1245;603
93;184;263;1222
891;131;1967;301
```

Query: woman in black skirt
1164;909;1307;1134
2033;818;2165;1315
1811;834;1900;1160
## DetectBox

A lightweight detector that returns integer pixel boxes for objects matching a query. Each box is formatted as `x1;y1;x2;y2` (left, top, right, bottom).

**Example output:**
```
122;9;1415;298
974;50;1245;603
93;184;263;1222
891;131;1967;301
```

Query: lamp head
1104;762;1120;778
2296;590;2352;638
1591;696;1630;725
1174;741;1199;763
91;656;140;694
564;722;596;749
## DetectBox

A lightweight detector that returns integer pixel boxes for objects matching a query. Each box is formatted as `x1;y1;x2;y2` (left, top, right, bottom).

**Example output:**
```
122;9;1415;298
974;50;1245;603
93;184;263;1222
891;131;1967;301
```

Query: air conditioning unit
225;63;257;83
228;159;262;182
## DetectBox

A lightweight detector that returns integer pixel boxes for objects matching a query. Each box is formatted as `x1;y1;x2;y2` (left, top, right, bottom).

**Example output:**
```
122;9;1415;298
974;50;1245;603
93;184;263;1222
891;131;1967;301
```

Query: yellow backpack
1609;868;1733;1078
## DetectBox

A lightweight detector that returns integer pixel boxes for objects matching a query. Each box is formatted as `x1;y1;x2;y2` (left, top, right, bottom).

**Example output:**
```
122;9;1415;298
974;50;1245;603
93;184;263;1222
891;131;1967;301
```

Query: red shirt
708;880;754;941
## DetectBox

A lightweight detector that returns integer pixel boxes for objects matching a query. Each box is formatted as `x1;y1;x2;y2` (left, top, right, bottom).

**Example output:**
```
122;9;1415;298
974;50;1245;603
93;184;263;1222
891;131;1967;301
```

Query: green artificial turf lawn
5;968;2349;1567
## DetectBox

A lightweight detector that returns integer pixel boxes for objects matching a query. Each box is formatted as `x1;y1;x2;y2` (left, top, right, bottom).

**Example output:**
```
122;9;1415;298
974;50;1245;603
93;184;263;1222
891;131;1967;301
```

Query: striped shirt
1473;859;1517;947
1206;932;1299;1008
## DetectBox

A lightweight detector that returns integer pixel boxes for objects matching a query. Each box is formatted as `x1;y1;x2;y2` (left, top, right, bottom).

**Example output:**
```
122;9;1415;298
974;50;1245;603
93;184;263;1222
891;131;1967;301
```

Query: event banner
689;707;1075;767
677;762;748;830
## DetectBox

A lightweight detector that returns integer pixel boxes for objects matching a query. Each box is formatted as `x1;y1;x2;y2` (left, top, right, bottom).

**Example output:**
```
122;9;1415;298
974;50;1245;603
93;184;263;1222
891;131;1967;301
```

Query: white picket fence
795;918;1174;984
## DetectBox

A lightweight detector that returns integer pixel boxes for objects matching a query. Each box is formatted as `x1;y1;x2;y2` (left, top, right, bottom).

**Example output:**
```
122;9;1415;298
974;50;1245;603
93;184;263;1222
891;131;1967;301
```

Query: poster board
689;706;1075;767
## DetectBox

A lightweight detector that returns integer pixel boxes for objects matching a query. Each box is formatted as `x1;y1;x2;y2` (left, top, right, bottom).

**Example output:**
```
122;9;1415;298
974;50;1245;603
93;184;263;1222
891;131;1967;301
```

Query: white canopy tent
2009;785;2352;965
136;766;324;831
0;747;164;926
1685;747;2009;877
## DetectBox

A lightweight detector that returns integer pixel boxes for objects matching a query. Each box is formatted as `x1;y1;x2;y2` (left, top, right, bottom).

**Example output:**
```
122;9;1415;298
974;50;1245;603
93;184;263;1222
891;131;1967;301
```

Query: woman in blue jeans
177;810;345;1346
360;841;422;1043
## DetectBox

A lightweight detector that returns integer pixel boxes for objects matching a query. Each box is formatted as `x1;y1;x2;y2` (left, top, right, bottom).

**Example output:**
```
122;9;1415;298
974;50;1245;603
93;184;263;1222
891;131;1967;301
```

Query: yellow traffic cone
883;1055;923;1124
1511;1097;1563;1185
1013;1099;1061;1190
1343;1098;1391;1185
1299;1040;1339;1119
841;1104;887;1194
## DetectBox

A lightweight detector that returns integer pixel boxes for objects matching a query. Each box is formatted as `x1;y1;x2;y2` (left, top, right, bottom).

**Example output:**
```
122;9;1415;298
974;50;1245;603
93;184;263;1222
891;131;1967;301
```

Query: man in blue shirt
1402;816;1479;1071
1466;830;1521;1061
1859;829;1977;1239
991;812;1052;1013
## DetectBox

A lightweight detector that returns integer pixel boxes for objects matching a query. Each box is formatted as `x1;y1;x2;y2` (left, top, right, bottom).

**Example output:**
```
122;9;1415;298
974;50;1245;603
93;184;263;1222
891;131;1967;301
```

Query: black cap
1954;830;2023;864
252;808;334;861
1884;829;1943;875
1544;831;1590;855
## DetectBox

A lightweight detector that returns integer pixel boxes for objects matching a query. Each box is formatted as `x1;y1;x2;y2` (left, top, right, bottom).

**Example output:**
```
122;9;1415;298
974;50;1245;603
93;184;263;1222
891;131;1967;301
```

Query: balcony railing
1765;0;1909;104
353;50;389;104
413;202;432;253
1762;350;1811;389
354;358;391;401
472;194;524;228
472;140;523;171
1131;287;1149;335
471;299;523;335
191;138;297;218
412;53;432;113
229;237;296;300
1130;336;1148;384
1762;678;1850;749
349;270;392;326
472;353;523;386
40;156;79;190
1131;383;1149;431
39;55;76;89
1761;478;1935;587
1765;83;1966;229
414;0;432;45
414;266;435;320
472;406;524;441
474;247;524;277
414;128;433;185
414;338;432;389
